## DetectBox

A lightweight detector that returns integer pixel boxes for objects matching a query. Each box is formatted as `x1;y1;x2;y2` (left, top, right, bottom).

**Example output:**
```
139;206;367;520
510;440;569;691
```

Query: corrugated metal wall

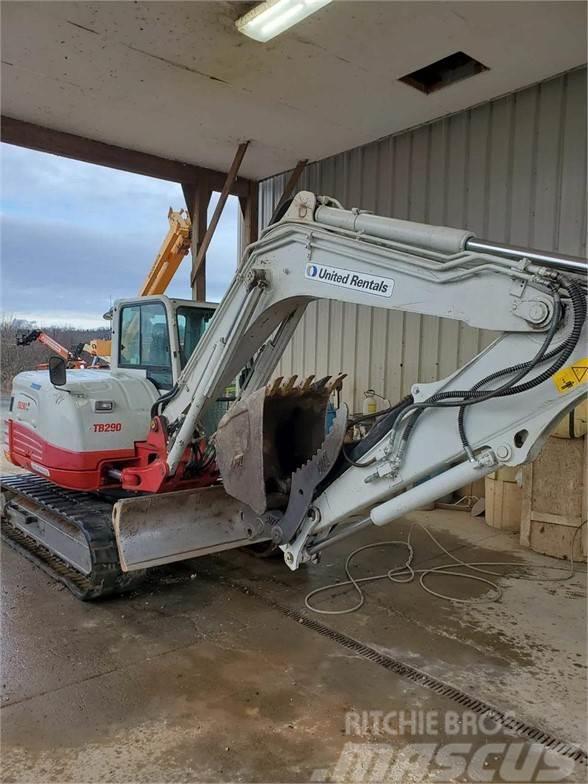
259;68;587;412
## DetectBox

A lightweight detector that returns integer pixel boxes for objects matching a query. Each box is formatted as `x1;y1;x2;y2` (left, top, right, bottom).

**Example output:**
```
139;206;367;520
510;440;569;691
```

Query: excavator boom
17;329;71;360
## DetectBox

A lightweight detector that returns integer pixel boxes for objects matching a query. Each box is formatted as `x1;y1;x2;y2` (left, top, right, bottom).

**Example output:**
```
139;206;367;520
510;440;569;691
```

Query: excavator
2;191;587;599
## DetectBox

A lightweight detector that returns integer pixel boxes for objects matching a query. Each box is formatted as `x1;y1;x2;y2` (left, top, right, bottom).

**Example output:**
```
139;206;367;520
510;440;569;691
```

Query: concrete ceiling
2;1;586;180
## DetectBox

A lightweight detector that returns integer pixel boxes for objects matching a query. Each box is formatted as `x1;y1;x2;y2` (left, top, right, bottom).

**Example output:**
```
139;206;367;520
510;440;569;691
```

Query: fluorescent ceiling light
236;0;333;43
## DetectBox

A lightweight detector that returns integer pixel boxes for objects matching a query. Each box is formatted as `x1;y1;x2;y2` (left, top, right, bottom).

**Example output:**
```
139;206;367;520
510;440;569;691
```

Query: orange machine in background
16;330;92;369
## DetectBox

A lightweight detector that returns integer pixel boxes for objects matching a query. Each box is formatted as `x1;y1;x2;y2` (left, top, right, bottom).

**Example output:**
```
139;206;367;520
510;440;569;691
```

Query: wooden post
191;141;249;290
239;179;259;251
269;159;308;225
182;181;211;301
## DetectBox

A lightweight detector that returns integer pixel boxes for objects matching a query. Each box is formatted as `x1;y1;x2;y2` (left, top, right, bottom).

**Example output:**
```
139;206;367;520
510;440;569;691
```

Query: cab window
119;301;172;389
176;307;214;368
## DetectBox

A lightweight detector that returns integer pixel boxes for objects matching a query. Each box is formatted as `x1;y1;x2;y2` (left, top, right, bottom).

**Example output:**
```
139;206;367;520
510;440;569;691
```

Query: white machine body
6;297;217;490
7;369;157;490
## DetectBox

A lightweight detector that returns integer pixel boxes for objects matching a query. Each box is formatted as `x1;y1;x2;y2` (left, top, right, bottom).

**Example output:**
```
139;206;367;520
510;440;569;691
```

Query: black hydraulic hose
398;277;585;452
455;281;582;401
420;279;583;408
348;403;406;427
457;287;562;452
342;395;414;468
347;395;413;455
342;445;377;468
150;383;179;419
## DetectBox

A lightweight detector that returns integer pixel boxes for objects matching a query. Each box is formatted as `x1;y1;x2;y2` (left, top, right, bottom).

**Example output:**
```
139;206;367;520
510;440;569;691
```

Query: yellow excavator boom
139;208;192;296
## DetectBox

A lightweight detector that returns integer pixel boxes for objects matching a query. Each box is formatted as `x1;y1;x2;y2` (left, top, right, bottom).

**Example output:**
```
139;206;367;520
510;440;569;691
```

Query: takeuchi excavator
2;192;587;599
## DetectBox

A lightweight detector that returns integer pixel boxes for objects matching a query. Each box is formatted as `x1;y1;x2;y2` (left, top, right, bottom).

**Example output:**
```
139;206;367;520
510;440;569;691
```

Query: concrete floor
1;503;586;783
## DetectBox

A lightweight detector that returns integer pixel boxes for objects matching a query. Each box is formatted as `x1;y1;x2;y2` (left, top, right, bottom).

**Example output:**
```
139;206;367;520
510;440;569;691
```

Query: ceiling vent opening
399;51;488;94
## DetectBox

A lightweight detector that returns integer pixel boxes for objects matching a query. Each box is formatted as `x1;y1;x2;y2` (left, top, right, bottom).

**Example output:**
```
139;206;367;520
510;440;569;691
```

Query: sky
0;143;239;328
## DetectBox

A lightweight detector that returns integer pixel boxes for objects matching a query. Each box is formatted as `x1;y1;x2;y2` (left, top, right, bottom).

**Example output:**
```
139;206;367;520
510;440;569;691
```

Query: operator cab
111;296;217;390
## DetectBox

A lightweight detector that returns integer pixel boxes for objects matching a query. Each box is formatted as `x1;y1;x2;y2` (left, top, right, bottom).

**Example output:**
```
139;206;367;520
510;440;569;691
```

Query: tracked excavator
2;192;587;599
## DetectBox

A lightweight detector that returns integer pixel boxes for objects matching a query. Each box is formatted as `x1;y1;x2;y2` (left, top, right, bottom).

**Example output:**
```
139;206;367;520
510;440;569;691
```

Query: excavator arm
114;192;587;571
4;190;585;595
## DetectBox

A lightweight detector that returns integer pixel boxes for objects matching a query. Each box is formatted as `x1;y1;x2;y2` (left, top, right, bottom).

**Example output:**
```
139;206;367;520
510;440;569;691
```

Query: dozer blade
215;374;346;514
113;485;270;572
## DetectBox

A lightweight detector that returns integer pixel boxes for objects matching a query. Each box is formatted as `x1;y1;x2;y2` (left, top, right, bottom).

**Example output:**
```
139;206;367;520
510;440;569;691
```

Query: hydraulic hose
396;276;586;459
150;383;179;419
428;279;584;405
457;287;562;454
457;288;568;452
346;395;414;463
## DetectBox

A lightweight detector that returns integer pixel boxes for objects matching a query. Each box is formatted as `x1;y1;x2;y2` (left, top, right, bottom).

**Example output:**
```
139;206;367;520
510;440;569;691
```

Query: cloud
1;144;239;326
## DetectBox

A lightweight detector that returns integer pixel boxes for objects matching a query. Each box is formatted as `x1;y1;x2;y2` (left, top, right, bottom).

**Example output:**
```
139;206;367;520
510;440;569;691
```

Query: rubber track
1;474;143;600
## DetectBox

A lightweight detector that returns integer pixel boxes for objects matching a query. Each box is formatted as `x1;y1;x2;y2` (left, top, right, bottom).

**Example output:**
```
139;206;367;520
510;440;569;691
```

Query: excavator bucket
215;374;346;514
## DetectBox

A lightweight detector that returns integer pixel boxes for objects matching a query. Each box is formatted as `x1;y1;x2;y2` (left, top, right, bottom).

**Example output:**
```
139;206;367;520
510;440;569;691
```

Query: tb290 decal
93;423;122;433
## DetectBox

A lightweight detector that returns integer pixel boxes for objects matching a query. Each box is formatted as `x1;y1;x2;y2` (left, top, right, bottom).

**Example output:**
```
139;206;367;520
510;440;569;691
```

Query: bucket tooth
300;374;315;393
267;377;284;397
312;375;331;393
327;372;347;392
281;375;298;395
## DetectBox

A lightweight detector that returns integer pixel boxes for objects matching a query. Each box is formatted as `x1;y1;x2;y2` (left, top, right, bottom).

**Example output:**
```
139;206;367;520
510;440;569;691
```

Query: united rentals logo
305;263;394;298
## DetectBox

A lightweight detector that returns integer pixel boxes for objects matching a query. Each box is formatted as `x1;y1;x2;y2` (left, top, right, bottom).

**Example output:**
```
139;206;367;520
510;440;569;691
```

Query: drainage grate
220;574;588;767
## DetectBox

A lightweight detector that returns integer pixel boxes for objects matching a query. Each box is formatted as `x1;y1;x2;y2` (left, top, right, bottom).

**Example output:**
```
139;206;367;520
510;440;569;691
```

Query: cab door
175;304;216;370
111;298;176;390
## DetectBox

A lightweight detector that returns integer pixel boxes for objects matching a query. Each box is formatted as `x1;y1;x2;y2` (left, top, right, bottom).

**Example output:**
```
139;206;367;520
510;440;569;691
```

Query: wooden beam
239;180;259;249
269;159;308;224
190;141;249;288
183;181;212;301
181;183;197;222
1;115;251;198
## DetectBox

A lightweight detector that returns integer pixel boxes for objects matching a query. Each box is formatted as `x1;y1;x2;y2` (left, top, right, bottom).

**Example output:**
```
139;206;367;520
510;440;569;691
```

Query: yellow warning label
552;357;588;394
